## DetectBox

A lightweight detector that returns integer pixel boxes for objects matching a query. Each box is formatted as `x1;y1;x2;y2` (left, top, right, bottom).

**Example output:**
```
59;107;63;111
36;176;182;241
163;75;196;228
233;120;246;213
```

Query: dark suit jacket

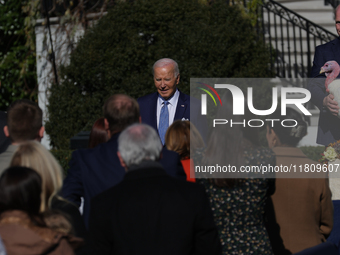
62;132;186;228
137;91;208;142
88;161;221;255
308;38;340;145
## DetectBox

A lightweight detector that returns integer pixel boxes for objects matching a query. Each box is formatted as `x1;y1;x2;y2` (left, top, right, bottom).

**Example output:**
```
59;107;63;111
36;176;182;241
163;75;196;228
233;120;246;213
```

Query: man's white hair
153;58;179;77
118;124;162;167
336;4;340;19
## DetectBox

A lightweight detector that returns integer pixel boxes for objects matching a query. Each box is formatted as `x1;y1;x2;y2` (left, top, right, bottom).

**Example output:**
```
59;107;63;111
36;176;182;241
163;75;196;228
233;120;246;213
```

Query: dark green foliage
0;0;37;110
300;146;325;162
50;149;73;176
46;0;272;149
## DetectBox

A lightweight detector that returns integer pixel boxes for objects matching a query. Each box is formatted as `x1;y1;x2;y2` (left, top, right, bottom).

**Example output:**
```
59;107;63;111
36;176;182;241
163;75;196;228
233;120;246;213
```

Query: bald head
103;94;140;134
335;5;340;36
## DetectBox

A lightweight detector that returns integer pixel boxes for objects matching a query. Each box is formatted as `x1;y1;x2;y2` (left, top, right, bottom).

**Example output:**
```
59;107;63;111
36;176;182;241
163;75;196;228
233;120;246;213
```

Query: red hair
88;117;109;148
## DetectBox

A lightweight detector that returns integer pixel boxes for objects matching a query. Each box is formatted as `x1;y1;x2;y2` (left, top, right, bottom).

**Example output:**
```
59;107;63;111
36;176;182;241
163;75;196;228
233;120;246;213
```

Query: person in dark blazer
88;123;221;255
308;5;340;145
62;95;186;228
137;58;207;143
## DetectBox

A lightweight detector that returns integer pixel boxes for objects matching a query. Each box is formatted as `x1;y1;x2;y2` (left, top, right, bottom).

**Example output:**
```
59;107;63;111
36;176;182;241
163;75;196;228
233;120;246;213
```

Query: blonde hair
10;141;63;212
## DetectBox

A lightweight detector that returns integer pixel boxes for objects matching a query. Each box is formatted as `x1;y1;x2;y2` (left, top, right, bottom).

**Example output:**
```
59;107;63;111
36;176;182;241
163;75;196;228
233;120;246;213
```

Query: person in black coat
88;124;221;255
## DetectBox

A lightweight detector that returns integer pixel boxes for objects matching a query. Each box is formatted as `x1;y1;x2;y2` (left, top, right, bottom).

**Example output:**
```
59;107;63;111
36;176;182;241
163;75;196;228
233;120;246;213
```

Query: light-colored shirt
157;89;180;129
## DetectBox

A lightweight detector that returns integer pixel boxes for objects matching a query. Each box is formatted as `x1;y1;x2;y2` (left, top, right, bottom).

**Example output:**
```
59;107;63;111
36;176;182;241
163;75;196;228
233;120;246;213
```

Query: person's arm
319;178;334;239
193;185;221;255
323;94;339;116
308;75;340;116
308;46;340;116
62;151;84;207
311;45;324;79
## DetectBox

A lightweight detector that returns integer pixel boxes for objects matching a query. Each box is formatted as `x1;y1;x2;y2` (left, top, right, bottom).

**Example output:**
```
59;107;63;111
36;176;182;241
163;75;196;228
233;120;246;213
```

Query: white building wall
35;16;99;149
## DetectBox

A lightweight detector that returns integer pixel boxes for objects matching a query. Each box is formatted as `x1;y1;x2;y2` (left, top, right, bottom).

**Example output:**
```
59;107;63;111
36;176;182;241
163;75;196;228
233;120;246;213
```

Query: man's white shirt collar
157;89;180;128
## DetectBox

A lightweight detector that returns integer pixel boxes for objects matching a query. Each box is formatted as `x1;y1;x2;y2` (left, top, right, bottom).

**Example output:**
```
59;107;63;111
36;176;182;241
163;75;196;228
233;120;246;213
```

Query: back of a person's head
118;124;162;168
103;94;140;134
88;117;109;148
6;99;43;143
268;107;307;147
10;141;63;211
0;166;42;216
165;120;204;160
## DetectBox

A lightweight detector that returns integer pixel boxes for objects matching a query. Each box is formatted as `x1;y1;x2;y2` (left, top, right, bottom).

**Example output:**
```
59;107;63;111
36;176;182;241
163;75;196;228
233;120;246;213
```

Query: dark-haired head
103;94;140;135
266;107;307;147
0;166;42;220
6;99;43;143
88;117;109;148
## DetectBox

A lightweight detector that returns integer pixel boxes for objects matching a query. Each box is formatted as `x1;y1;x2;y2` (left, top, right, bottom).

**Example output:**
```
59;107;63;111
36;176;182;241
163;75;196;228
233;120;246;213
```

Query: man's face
154;64;180;100
336;8;340;36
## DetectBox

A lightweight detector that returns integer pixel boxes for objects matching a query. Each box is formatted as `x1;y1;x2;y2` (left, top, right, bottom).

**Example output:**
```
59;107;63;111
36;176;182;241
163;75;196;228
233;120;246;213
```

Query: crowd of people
0;57;336;255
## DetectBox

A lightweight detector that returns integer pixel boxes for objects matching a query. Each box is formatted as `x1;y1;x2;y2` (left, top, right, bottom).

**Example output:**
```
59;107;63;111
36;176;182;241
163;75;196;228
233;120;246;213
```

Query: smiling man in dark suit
308;5;340;145
138;58;207;144
89;123;221;255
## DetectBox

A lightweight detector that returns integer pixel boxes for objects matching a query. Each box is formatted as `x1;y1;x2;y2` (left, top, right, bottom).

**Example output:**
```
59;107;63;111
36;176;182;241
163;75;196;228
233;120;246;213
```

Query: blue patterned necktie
159;101;169;145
